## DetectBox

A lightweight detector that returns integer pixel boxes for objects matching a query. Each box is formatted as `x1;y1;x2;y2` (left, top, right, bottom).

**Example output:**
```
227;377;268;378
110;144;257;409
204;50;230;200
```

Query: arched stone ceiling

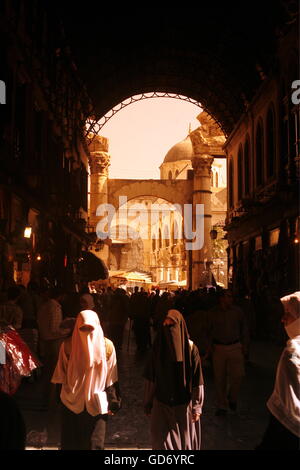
52;1;295;135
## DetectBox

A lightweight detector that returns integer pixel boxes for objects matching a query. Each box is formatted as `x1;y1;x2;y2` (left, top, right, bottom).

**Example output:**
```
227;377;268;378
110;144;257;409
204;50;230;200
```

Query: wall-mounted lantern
24;226;32;239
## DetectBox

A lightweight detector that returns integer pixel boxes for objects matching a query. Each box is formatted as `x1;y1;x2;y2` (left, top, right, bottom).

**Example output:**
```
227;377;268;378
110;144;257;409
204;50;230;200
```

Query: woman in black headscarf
143;309;204;450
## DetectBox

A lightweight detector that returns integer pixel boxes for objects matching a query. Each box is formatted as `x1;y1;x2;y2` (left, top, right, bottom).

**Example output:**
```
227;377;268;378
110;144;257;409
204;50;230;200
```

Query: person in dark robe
130;287;151;352
143;309;204;450
108;289;130;351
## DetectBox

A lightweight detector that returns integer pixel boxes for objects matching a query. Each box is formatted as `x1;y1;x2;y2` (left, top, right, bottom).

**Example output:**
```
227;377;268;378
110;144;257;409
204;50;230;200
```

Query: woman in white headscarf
256;291;300;450
51;310;121;450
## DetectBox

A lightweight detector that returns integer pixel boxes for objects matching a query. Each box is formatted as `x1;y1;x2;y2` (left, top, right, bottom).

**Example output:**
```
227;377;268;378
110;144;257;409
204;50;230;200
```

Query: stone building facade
224;19;299;337
0;1;93;290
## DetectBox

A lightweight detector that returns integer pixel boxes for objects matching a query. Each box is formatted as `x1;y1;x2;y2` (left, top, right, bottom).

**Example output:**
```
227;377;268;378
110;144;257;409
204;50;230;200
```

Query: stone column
88;135;110;265
187;111;226;289
191;155;214;289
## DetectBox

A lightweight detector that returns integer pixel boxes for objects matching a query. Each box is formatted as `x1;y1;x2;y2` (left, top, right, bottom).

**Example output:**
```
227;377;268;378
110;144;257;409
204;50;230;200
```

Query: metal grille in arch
85;92;203;144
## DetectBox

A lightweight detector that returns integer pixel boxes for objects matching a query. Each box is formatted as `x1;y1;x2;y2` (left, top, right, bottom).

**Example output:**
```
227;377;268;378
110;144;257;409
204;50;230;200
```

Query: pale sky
99;96;202;179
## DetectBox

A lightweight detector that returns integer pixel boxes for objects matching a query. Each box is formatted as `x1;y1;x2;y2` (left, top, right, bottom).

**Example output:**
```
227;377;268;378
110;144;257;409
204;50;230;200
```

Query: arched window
175;169;179;178
266;106;276;178
163;225;170;247
228;159;234;208
215;171;219;188
288;55;299;160
171;222;174;245
173;218;182;241
173;220;178;241
255;121;264;187
280;79;289;170
158;229;162;249
281;110;289;167
168;170;172;180
152;236;156;251
238;146;243;201
244;137;250;195
211;171;214;186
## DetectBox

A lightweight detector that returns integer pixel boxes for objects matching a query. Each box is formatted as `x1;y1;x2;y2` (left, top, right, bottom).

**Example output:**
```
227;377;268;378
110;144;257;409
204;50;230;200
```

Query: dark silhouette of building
0;1;95;290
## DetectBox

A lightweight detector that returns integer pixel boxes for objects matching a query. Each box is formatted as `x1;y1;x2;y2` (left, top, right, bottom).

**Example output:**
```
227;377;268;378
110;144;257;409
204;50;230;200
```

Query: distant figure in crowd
256;291;300;450
206;289;249;415
0;286;23;329
80;293;95;311
100;287;114;336
150;289;161;316
17;282;43;328
52;310;121;450
17;282;43;361
108;288;130;351
130;287;151;352
0;390;26;450
151;291;173;331
37;287;71;408
143;309;204;450
186;308;210;358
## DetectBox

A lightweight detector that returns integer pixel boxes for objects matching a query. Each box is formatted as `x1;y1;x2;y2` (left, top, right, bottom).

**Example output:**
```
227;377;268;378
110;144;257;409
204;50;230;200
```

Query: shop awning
158;280;187;288
77;251;109;281
109;270;152;283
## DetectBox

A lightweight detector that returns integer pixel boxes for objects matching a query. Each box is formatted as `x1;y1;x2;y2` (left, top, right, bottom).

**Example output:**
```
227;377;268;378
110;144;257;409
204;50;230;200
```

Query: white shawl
267;336;300;437
52;310;117;416
267;292;300;437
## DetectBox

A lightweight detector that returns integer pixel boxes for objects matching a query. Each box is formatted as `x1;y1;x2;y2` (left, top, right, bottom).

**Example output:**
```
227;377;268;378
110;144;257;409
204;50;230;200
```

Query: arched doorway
108;196;185;285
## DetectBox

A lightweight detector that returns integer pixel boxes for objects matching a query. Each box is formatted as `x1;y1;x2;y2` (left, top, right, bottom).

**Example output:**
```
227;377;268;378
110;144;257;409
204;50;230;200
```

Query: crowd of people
0;281;271;364
0;281;299;450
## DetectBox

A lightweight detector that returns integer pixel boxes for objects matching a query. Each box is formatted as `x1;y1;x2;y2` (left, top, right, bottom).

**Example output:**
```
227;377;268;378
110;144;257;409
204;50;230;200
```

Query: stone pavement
14;320;284;450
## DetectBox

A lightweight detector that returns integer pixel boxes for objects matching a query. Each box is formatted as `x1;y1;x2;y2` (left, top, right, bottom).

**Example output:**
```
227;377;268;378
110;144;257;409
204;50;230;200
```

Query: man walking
206;289;249;416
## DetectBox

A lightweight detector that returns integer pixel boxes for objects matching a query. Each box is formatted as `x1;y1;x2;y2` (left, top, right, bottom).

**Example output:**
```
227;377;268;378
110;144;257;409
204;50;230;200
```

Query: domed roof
163;136;193;163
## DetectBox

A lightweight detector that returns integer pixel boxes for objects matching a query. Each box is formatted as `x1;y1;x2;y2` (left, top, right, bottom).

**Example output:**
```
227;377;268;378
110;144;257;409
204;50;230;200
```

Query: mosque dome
163;136;194;163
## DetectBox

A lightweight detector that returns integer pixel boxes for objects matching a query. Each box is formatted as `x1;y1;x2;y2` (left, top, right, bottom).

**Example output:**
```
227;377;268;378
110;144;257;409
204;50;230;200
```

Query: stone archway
107;194;186;285
107;179;192;209
88;110;226;289
58;2;286;140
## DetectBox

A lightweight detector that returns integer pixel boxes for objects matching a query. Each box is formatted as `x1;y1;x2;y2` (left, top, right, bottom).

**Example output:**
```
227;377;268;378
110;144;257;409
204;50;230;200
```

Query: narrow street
14;320;283;451
1;1;299;455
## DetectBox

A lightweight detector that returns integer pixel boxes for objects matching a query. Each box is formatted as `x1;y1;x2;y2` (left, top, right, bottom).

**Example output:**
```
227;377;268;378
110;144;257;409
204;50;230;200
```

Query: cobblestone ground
14;320;283;450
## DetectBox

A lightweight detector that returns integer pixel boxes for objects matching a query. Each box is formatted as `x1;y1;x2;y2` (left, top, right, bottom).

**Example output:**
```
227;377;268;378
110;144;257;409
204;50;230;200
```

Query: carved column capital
88;135;109;153
89;151;110;175
189;129;210;156
189;118;225;158
192;155;214;177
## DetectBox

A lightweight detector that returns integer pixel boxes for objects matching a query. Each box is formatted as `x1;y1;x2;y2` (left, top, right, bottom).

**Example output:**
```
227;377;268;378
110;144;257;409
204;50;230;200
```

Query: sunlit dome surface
163;136;193;163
